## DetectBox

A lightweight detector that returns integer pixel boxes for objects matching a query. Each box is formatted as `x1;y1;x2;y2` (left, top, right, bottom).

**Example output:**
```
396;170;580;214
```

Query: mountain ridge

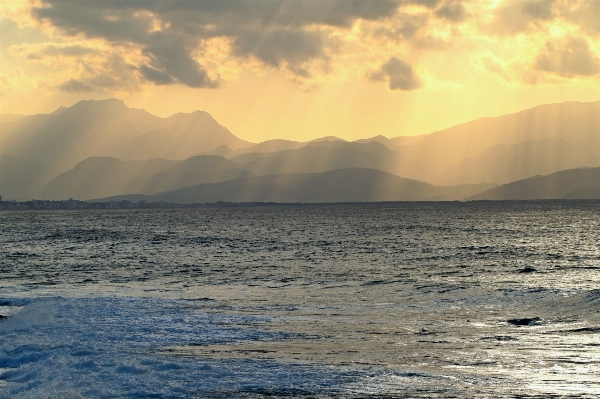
92;168;496;204
29;155;256;200
0;99;253;176
467;167;600;200
390;100;600;183
2;99;600;201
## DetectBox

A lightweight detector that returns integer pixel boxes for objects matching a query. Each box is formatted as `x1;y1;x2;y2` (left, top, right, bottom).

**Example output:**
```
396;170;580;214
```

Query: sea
0;202;599;398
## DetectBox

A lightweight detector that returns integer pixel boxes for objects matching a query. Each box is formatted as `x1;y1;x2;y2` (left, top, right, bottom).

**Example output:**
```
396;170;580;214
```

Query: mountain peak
51;106;68;115
67;98;129;113
77;98;126;106
166;110;212;121
309;136;346;143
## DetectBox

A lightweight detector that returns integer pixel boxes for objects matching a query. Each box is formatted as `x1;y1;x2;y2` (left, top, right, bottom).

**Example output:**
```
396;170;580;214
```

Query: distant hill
187;101;600;186
204;138;352;158
467;167;600;200
140;156;253;194
123;110;252;160
240;139;306;154
0;99;253;175
391;101;600;183
249;101;600;185
3;99;600;199
232;141;400;176
563;187;600;199
51;106;69;115
308;136;346;143
0;154;51;200
29;155;253;200
95;168;495;204
0;114;26;123
436;138;600;185
31;157;180;200
354;135;424;150
202;139;307;158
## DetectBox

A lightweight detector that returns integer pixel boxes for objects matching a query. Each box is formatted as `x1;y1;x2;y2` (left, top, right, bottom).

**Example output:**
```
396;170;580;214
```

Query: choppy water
1;203;599;398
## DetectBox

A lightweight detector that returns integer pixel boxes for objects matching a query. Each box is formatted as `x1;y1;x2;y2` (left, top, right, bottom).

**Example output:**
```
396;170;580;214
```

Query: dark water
1;203;599;398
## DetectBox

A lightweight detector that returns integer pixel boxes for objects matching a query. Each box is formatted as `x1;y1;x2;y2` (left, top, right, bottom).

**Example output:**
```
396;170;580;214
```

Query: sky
1;0;599;143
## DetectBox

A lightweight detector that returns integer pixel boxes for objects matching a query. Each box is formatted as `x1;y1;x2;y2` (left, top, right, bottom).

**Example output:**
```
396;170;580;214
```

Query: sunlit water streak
0;203;599;398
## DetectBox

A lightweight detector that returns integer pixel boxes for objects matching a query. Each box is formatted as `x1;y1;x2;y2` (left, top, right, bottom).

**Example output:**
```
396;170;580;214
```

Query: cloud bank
1;0;599;96
31;0;403;88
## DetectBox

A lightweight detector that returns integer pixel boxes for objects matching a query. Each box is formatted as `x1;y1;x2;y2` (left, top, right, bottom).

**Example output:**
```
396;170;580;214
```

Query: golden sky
1;0;599;142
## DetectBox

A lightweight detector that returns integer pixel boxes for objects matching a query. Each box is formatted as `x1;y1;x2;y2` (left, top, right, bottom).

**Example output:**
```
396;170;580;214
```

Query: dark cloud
488;0;556;35
535;37;600;77
372;12;452;50
522;0;555;19
20;43;140;92
370;57;421;90
374;13;429;42
143;32;218;88
406;0;443;9
371;1;468;49
32;0;404;88
140;65;175;85
566;1;600;35
435;1;468;23
487;1;600;37
59;79;94;93
232;29;326;70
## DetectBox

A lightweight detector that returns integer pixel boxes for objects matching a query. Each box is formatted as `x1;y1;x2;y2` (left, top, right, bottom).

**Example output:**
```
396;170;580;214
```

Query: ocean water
1;203;599;398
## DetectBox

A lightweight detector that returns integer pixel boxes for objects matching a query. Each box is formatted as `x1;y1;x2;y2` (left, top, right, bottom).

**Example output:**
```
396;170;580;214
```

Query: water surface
1;203;599;398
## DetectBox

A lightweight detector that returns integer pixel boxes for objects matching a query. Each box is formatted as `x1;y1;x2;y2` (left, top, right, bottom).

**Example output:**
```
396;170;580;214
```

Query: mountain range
96;169;495;204
1;98;599;202
0;99;250;176
468;167;600;200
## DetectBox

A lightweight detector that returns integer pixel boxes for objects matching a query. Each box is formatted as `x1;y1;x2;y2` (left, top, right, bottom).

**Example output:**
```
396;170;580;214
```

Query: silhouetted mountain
392;101;600;183
124;110;252;160
28;155;254;200
436;138;600;185
563;187;600;199
235;139;306;154
232;141;400;176
202;139;307;158
0;154;50;200
141;156;253;194
204;135;417;161
31;157;180;200
51;106;68;115
201;145;237;158
308;136;346;143
354;135;424;149
467;167;600;200
1;99;159;174
0;99;252;175
0;114;26;123
96;168;495;203
206;100;598;185
4;99;600;198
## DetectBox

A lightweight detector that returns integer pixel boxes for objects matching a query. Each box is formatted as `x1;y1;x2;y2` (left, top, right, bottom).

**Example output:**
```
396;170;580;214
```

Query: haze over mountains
98;169;494;204
469;167;600;201
0;99;250;176
31;156;253;201
1;99;599;202
439;138;600;185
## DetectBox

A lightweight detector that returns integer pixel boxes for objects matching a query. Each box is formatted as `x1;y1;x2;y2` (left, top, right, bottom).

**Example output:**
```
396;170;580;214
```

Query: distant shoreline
1;198;599;211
